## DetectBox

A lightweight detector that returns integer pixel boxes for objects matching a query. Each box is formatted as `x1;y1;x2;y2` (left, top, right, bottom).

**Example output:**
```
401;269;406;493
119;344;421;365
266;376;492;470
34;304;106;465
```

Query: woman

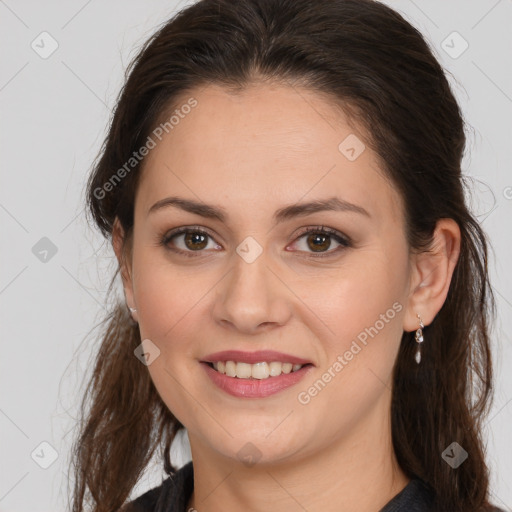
70;0;505;511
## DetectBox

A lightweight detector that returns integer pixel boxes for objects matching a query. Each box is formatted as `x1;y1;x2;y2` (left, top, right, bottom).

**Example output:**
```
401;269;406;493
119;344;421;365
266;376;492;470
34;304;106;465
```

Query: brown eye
291;226;351;257
183;231;208;250
306;233;331;252
161;227;221;255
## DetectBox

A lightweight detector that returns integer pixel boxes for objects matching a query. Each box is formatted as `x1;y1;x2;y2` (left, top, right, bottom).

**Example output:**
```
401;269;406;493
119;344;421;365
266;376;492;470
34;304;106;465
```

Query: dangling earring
415;314;424;364
128;306;138;325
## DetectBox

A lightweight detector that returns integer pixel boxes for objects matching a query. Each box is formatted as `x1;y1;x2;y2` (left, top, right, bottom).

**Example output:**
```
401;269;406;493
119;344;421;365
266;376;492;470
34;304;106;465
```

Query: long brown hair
70;1;498;511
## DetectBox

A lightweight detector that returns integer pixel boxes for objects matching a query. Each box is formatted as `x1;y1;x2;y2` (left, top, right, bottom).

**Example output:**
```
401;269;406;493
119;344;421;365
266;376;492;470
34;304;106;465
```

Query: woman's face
125;83;413;465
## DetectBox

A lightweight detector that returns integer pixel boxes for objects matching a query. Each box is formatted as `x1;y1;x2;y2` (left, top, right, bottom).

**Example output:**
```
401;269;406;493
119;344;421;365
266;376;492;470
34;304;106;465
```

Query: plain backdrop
1;0;511;510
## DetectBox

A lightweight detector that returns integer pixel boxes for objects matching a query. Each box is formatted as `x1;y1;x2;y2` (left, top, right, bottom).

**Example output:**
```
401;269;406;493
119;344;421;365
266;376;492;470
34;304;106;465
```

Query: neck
186;399;410;512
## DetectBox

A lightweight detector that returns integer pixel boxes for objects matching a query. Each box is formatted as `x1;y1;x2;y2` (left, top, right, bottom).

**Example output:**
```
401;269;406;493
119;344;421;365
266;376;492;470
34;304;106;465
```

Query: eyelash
159;225;352;259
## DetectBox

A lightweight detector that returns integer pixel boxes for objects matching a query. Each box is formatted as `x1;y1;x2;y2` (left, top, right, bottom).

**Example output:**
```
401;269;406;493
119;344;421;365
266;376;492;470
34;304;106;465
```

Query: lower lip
201;362;313;398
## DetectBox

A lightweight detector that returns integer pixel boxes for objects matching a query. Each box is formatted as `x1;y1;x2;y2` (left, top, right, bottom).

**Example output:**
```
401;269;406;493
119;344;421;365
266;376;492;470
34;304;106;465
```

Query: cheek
310;249;406;341
131;244;209;342
302;247;408;404
131;251;212;424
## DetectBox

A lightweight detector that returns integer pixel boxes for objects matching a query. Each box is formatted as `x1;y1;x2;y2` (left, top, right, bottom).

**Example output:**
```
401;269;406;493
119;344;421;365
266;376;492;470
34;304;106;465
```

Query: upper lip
201;350;313;366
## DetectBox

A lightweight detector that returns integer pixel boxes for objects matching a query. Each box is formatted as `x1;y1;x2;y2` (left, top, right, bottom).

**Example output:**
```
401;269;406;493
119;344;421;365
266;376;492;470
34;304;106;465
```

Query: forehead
137;83;403;225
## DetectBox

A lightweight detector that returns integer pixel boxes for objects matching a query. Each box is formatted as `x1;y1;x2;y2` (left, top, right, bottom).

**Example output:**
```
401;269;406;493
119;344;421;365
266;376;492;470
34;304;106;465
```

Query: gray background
0;0;511;510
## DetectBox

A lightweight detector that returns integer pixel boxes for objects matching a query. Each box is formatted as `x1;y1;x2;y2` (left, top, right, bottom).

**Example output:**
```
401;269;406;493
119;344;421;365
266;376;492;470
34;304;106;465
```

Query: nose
212;246;292;335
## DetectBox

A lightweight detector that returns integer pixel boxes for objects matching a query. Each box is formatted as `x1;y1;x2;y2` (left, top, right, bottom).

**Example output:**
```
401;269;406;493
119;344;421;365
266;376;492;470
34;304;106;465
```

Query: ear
403;218;461;331
112;217;138;322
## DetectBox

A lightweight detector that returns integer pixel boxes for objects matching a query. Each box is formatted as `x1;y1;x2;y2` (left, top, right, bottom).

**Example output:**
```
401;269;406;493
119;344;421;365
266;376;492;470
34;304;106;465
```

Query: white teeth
236;362;252;379
211;360;305;379
269;361;282;377
251;362;269;379
225;360;236;377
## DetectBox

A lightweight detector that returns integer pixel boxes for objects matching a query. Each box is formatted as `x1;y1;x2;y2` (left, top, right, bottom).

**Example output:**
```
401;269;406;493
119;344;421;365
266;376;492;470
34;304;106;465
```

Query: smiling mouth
204;361;313;379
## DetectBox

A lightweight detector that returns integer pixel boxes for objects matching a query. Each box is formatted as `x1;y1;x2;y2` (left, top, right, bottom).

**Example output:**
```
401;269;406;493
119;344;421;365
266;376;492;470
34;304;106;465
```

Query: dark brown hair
70;1;498;511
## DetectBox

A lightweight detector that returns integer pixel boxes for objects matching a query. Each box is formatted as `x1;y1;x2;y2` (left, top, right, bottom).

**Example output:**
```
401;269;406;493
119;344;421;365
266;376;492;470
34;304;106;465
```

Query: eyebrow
147;196;370;222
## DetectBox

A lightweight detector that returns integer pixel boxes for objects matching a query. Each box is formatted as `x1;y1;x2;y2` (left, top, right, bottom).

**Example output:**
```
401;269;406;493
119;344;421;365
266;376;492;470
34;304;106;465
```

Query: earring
128;306;138;324
415;314;424;364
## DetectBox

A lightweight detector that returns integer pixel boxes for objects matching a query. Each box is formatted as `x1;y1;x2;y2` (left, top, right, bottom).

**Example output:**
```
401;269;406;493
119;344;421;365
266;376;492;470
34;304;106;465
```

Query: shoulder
121;461;194;512
380;478;435;511
120;482;166;512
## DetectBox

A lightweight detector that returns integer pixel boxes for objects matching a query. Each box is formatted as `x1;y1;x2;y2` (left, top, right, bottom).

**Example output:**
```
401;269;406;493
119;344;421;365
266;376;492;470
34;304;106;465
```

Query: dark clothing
126;461;194;512
125;461;505;511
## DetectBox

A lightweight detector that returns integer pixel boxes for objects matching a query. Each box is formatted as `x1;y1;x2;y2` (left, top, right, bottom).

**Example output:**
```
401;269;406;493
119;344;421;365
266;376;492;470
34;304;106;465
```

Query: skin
113;83;460;512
